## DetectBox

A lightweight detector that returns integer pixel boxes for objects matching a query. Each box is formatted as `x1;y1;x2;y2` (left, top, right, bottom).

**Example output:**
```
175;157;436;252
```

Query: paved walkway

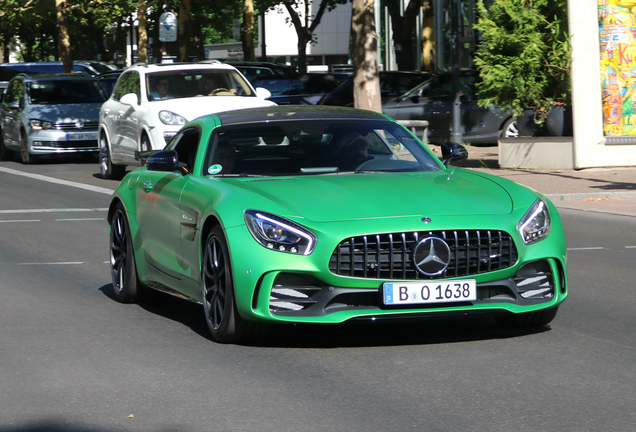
434;145;636;218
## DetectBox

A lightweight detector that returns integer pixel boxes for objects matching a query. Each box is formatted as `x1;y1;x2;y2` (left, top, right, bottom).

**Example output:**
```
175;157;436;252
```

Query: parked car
95;70;124;96
382;69;517;144
0;61;118;76
250;73;341;105
319;71;434;106
0;73;108;163
98;62;276;179
220;61;297;82
107;105;567;343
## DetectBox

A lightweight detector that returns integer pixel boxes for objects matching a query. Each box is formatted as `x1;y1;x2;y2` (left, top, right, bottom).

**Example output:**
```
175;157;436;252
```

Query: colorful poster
599;0;636;136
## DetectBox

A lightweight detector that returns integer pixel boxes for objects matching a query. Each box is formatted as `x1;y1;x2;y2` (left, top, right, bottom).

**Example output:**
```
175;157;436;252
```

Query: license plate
67;133;97;141
383;280;477;305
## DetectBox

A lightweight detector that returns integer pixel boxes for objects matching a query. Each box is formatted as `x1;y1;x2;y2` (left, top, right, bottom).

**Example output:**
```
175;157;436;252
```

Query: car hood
226;169;514;222
26;102;103;122
151;97;276;122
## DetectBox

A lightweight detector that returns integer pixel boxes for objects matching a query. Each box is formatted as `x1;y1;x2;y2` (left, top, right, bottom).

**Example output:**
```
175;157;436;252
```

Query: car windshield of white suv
204;119;443;176
147;70;254;101
27;81;107;104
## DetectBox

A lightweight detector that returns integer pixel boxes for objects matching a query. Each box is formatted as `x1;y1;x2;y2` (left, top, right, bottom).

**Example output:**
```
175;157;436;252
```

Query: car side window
4;79;24;108
112;71;140;102
169;127;200;174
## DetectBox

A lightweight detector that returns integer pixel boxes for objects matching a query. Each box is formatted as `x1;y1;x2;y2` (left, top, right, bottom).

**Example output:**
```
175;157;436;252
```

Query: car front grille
55;121;99;131
329;230;518;280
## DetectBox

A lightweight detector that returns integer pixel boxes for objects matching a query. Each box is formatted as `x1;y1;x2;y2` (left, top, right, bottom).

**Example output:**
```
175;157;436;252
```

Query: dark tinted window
113;71;140;101
27;80;107;104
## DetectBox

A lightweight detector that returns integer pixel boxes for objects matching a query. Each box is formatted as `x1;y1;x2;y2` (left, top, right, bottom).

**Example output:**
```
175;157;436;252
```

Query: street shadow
99;283;551;348
0;421;182;432
502;169;636;192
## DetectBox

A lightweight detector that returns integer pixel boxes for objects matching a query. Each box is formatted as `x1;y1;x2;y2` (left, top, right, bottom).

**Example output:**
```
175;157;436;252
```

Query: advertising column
598;0;636;140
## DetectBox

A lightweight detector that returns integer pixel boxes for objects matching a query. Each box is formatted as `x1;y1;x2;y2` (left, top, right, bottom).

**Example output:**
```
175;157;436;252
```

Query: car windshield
27;80;108;104
146;70;254;101
205;119;442;176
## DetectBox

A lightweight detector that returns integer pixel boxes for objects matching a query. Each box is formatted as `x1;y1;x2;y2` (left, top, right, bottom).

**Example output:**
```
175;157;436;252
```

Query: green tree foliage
473;0;571;122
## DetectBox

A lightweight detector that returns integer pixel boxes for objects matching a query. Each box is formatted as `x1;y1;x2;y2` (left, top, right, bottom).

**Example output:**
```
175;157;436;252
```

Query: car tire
496;306;559;328
20;131;36;164
109;204;144;303
500;117;519;138
100;134;126;180
0;130;14;161
202;226;259;343
140;133;151;153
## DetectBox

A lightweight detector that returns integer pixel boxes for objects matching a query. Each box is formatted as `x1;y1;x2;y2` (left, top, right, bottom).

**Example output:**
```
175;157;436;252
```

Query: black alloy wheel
109;204;143;303
202;226;256;343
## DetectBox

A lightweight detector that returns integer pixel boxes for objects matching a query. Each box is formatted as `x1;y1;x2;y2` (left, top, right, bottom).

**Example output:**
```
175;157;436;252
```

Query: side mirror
120;93;139;106
8;101;20;110
147;150;179;172
255;87;272;100
440;141;468;166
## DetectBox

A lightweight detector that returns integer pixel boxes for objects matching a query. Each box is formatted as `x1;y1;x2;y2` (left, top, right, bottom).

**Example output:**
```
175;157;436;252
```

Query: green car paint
108;106;567;342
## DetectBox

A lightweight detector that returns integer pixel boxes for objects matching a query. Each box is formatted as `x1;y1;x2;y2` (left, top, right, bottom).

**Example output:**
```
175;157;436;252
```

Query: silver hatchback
0;73;108;163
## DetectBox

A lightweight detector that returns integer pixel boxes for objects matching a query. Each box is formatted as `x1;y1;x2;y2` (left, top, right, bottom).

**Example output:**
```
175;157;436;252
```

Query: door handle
143;181;153;192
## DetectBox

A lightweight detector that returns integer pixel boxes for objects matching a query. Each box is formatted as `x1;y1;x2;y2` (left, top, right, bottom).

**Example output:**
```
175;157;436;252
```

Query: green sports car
108;106;567;343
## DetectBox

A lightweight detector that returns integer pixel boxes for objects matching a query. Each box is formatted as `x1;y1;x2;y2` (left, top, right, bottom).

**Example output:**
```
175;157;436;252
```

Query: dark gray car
382;70;517;145
0;73;108;163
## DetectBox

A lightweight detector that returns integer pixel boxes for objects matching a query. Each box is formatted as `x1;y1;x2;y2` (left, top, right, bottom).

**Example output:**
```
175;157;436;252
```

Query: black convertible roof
216;105;390;126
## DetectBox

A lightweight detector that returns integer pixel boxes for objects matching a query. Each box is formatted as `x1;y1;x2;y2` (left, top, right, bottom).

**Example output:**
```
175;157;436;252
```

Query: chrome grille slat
329;230;518;280
55;121;99;131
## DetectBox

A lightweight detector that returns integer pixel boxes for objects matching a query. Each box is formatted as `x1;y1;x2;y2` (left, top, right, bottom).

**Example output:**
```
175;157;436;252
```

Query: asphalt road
1;158;635;432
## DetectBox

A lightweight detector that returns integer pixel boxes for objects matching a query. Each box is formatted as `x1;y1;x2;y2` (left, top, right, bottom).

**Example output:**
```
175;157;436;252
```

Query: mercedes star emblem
413;237;451;276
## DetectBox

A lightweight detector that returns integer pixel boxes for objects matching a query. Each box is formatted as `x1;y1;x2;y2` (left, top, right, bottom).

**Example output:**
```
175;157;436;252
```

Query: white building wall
265;2;351;57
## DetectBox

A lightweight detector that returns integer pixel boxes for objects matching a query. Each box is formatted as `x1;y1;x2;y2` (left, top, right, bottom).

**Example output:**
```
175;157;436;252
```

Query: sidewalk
433;144;636;218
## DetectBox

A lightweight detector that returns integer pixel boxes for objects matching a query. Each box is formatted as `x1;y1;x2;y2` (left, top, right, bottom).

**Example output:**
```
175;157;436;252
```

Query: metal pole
450;0;463;143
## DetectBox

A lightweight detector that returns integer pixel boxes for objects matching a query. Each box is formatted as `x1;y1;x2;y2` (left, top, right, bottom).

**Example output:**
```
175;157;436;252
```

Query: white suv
98;62;275;179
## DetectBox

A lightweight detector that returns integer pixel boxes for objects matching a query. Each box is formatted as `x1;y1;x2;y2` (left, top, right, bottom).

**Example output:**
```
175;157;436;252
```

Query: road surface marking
0;166;114;195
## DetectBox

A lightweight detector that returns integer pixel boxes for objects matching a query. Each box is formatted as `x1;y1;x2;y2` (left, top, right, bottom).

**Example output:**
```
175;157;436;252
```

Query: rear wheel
497;306;559;328
100;134;126;180
201;226;258;343
109;204;144;303
500;117;519;138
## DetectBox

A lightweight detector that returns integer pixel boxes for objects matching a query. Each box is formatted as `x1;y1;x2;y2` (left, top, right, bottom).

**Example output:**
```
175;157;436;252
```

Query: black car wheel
20;132;35;164
202;226;256;343
497;306;559;328
100;134;125;180
140;133;151;153
109;204;143;303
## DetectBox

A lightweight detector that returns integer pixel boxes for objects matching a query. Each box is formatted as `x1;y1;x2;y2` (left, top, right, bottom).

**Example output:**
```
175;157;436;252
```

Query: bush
473;0;571;124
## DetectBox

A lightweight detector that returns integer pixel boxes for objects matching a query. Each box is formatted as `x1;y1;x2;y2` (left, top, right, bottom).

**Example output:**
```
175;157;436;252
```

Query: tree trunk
56;0;72;73
242;0;255;61
138;0;148;63
351;0;381;113
178;0;192;62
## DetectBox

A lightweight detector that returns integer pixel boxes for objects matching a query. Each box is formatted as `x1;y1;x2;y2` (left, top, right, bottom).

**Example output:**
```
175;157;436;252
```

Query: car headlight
244;210;317;255
158;110;187;126
518;199;551;245
29;119;54;130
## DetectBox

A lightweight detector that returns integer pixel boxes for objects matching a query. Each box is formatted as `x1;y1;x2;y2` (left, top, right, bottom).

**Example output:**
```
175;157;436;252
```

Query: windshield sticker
208;164;223;175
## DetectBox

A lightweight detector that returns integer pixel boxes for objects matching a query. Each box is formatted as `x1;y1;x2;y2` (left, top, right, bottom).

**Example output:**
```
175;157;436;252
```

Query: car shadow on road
99;283;551;348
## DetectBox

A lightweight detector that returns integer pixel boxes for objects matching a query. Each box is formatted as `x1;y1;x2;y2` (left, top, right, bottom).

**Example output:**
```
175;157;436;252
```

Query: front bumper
28;129;98;154
225;210;568;325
